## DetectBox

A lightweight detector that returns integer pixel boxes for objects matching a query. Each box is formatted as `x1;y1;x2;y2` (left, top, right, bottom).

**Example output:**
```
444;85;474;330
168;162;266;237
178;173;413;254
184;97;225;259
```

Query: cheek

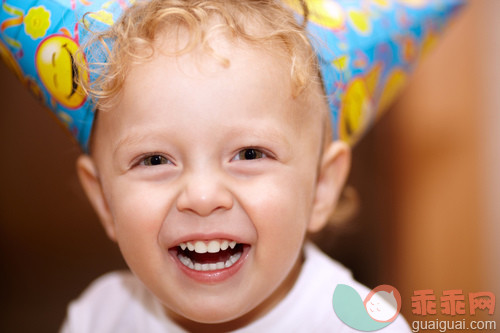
242;170;315;257
262;168;315;222
244;175;312;227
107;181;172;252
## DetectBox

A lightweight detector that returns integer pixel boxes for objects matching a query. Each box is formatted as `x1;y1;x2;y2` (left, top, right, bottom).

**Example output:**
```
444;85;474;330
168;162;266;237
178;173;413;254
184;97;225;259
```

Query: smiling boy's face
77;34;350;329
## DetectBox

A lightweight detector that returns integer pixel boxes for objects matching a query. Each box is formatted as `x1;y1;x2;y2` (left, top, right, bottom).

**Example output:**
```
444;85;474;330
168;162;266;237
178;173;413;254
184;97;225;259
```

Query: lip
169;243;251;284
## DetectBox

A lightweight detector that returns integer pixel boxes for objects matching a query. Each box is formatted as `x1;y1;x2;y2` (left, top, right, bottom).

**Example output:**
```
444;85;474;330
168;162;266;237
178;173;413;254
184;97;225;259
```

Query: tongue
189;251;231;264
183;246;241;264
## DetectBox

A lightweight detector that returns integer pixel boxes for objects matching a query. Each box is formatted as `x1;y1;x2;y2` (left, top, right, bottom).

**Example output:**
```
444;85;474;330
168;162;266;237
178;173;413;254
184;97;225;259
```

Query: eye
233;148;266;161
140;155;172;166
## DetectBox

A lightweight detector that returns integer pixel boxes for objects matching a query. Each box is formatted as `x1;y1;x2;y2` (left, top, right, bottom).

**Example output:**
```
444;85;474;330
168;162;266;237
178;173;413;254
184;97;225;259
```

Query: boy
63;0;408;331
0;0;462;331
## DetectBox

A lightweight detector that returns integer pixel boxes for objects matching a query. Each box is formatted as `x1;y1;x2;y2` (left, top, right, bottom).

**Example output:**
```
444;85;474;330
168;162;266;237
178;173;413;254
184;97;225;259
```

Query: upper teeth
179;240;237;253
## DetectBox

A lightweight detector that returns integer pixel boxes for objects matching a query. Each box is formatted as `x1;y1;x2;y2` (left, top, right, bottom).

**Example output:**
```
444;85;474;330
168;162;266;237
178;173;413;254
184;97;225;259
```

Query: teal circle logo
332;284;402;331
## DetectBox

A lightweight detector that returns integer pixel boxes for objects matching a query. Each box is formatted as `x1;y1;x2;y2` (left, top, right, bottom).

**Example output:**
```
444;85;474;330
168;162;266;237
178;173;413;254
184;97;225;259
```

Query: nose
176;168;233;216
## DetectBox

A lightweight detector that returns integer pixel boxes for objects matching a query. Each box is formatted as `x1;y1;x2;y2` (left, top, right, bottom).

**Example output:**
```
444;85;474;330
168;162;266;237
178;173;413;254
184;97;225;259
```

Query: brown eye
142;155;170;166
236;149;264;161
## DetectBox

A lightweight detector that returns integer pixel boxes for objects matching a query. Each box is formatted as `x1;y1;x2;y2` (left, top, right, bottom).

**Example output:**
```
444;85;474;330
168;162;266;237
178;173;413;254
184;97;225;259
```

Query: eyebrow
113;124;293;158
113;131;158;158
235;127;289;143
221;125;293;156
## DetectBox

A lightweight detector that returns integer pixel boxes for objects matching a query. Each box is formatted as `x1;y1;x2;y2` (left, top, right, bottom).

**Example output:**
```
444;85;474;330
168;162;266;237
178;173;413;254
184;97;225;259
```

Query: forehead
92;33;324;156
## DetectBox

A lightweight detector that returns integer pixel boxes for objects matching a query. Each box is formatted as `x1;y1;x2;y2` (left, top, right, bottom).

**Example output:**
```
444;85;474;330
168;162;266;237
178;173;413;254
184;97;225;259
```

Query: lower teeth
177;251;242;271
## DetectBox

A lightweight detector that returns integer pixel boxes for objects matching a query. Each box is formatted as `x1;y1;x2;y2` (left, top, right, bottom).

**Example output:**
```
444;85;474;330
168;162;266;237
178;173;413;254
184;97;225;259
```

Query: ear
308;140;351;233
76;155;117;242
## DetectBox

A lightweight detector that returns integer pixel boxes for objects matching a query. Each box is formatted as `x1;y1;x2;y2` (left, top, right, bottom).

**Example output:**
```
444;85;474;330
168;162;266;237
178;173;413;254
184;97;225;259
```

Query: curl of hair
77;0;322;111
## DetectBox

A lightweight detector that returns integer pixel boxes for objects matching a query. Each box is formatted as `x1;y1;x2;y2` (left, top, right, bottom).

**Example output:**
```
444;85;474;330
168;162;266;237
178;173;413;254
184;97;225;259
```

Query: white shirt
61;242;410;332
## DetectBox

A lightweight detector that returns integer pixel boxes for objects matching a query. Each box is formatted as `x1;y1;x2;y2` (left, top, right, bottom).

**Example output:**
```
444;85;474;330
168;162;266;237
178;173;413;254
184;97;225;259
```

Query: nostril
176;181;233;216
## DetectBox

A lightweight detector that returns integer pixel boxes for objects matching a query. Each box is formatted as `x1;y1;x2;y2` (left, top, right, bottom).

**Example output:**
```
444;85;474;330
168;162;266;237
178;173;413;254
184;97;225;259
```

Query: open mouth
172;239;247;272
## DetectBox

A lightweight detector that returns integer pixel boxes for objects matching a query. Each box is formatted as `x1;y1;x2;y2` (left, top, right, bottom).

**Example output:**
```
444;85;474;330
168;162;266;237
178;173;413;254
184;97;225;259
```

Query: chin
187;308;240;323
166;302;256;331
167;294;251;324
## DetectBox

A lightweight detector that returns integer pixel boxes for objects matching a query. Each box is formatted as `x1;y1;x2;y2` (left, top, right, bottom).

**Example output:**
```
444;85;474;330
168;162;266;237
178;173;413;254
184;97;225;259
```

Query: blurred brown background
1;1;499;332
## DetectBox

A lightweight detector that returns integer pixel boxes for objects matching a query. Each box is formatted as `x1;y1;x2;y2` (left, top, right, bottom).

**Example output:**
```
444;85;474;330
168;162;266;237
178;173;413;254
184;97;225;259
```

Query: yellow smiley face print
35;34;88;109
339;78;372;144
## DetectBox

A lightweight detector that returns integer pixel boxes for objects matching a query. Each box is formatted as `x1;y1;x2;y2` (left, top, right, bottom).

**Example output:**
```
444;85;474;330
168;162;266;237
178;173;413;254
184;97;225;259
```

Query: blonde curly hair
79;0;326;113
